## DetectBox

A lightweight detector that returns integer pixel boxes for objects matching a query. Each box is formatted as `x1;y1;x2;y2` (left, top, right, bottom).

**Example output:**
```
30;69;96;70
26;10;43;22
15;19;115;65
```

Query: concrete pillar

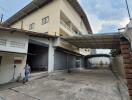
48;39;54;73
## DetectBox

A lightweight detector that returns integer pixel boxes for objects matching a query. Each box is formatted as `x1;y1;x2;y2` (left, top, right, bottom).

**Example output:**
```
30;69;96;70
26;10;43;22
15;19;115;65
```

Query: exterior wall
11;0;89;36
0;31;28;84
60;0;88;35
0;52;26;84
111;55;125;78
53;38;79;53
9;0;92;55
11;0;60;36
0;31;29;53
124;28;132;48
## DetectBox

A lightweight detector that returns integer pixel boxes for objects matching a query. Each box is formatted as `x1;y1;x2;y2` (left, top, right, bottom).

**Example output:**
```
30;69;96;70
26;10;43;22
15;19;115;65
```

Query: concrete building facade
0;0;92;84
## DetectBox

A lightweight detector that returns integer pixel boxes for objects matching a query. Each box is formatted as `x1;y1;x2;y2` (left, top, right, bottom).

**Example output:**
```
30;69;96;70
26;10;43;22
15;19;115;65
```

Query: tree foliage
110;49;121;57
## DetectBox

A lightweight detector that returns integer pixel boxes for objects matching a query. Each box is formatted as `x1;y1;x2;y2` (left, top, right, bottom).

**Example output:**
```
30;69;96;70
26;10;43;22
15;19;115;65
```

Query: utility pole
125;0;131;20
0;14;3;23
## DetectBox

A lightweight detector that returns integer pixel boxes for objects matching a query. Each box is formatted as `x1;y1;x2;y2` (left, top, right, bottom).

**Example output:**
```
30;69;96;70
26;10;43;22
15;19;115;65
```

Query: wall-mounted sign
14;57;23;64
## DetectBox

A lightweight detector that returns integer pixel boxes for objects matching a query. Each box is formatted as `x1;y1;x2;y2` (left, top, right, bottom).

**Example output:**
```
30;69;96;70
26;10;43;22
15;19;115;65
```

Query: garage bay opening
26;40;48;73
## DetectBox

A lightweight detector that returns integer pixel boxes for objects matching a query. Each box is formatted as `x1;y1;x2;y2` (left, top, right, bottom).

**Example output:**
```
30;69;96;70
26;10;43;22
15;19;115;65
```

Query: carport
63;32;121;49
63;32;121;70
63;32;132;99
63;32;121;69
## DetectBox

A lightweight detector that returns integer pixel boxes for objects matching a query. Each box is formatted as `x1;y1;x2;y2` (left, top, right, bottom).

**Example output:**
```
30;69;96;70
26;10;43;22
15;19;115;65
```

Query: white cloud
79;0;130;33
86;12;129;33
118;17;129;27
78;0;130;54
87;13;103;33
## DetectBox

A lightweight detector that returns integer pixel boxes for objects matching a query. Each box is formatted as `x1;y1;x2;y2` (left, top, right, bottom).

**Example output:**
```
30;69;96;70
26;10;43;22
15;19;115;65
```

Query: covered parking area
63;33;121;69
63;33;121;49
63;32;132;99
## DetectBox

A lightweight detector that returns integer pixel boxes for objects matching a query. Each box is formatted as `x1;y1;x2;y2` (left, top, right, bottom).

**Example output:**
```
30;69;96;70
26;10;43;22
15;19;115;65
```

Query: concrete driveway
0;69;129;100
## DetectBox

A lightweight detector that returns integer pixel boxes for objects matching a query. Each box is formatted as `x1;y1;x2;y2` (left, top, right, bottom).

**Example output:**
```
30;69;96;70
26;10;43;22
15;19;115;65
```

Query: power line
125;0;131;20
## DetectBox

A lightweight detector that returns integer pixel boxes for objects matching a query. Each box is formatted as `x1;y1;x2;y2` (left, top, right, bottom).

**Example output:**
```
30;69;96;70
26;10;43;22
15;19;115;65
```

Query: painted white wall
0;31;29;53
124;20;132;48
0;52;26;84
48;39;54;72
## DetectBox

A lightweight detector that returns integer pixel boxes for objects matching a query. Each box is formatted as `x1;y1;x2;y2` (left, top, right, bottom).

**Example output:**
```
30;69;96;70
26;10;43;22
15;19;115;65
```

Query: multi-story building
0;0;92;84
4;0;92;36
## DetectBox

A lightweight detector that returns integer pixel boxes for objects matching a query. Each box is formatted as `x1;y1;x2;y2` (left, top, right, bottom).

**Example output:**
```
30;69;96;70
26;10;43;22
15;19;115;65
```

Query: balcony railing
60;20;77;35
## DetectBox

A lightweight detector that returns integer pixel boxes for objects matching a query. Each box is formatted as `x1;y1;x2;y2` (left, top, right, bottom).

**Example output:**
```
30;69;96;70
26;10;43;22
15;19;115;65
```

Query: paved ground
0;69;129;100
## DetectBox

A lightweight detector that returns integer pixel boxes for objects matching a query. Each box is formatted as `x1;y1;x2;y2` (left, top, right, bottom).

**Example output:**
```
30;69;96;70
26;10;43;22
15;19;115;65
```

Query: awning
63;32;122;49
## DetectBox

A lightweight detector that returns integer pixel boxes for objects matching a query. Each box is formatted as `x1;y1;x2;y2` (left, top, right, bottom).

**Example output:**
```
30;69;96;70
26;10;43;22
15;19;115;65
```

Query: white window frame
29;23;35;30
42;16;49;25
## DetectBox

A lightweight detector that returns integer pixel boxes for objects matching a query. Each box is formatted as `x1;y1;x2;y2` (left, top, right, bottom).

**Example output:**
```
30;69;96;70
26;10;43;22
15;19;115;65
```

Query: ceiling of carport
63;32;122;49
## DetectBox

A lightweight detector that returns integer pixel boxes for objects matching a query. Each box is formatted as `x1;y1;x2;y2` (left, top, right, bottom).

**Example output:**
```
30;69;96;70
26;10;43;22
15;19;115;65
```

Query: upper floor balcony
60;20;78;36
59;11;82;36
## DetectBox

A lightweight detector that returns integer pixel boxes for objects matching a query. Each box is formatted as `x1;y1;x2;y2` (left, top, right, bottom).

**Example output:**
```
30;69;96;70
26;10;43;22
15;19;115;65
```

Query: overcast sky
0;0;132;54
79;0;132;33
78;0;132;53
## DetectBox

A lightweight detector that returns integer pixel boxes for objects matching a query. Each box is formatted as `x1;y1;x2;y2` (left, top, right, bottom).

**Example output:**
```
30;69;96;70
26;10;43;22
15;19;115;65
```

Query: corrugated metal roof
0;26;57;38
2;0;92;33
63;32;122;49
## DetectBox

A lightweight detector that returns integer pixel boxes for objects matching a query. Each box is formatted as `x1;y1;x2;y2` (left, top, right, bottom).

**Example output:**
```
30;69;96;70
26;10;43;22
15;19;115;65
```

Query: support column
120;39;132;99
48;39;54;73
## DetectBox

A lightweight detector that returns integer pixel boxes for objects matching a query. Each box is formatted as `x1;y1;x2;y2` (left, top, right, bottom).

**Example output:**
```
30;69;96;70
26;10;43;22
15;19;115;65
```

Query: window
0;39;6;46
10;41;25;49
29;23;35;30
42;16;49;25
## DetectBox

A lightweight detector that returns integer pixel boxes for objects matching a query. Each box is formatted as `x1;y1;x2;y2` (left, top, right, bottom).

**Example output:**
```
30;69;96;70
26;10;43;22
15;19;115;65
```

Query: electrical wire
125;0;131;20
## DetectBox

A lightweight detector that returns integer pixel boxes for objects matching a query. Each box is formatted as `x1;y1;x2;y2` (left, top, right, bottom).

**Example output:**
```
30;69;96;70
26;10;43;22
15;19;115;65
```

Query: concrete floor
0;69;129;100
